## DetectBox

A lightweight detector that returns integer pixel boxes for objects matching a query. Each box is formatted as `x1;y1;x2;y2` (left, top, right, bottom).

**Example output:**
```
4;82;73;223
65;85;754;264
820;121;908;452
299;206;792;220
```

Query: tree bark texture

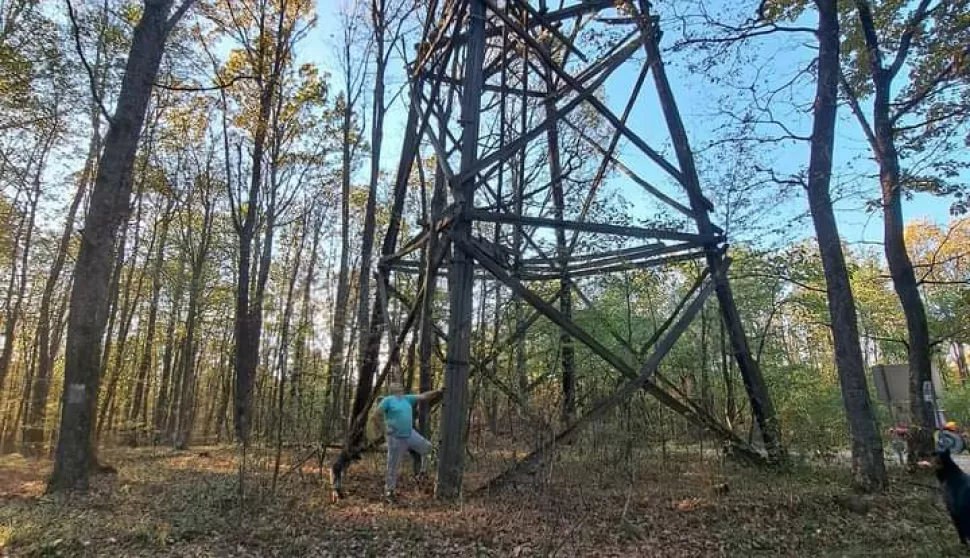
49;0;184;492
806;0;885;491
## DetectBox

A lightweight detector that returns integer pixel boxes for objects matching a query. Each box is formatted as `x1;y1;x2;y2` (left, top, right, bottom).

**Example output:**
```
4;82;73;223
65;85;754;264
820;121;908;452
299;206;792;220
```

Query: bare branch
65;0;113;126
890;59;959;123
838;67;878;153
887;0;938;79
166;0;197;32
674;22;815;49
894;106;970;132
154;73;256;91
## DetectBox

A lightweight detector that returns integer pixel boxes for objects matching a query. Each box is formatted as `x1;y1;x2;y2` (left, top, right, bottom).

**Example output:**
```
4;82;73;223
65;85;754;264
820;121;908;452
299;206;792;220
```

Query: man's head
387;380;404;395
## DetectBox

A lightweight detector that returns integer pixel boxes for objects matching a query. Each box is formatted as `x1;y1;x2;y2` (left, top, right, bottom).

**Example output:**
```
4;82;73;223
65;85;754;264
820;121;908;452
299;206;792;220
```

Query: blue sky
308;0;958;253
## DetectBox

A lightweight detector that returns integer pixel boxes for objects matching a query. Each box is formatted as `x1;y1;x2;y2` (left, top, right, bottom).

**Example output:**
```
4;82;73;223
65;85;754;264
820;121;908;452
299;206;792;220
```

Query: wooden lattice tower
369;0;783;497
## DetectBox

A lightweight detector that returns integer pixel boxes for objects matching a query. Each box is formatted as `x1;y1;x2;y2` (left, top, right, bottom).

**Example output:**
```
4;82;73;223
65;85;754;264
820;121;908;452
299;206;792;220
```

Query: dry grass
0;445;963;557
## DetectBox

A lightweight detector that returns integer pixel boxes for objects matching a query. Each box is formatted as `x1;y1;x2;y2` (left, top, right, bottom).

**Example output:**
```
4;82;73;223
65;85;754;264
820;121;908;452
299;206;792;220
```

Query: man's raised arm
416;388;445;403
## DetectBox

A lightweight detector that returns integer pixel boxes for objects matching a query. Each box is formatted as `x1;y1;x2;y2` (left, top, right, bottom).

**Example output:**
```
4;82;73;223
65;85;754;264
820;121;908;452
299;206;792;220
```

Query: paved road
838;450;970;470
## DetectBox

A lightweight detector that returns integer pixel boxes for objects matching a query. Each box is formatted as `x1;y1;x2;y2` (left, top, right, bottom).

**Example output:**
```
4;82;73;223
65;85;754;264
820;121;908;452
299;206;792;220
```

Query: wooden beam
461;235;633;372
469;210;718;243
420;70;549;98
481;0;686;185
522;250;708;281
510;0;588;63
571;27;639;85
452;0;616;47
560;118;701;217
519;242;667;267
523;242;700;274
451;35;644;187
436;0;488;500
564;55;655;259
640;266;711;356
477;274;719;492
635;1;783;460
380;207;458;265
460;236;752;446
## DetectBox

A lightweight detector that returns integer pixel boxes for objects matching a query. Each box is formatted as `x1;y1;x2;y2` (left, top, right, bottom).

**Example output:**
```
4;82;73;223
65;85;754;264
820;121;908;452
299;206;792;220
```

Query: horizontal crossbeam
469;210;718;244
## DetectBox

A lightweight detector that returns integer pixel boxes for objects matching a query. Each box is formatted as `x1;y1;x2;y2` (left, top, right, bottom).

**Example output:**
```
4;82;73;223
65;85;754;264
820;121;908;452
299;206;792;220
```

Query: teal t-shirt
378;394;418;438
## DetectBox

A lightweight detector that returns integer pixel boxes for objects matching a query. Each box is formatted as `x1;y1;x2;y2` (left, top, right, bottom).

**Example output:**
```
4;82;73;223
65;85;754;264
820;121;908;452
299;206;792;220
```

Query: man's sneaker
383;491;398;506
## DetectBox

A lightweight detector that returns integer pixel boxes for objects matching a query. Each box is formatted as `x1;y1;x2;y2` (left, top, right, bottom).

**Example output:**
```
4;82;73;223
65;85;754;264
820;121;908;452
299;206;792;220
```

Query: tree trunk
272;218;306;491
154;259;184;442
850;0;935;462
244;196;277;444
174;194;215;449
418;120;449;440
330;81;423;497
0;212;25;399
49;0;186;492
324;68;357;440
98;189;151;441
291;208;323;426
954;343;968;387
345;0;389;447
719;318;736;427
542;69;576;425
127;197;173;445
214;334;233;443
93;218;130;440
805;0;885;491
884;159;936;461
23;122;101;455
0;128;51;401
234;54;283;447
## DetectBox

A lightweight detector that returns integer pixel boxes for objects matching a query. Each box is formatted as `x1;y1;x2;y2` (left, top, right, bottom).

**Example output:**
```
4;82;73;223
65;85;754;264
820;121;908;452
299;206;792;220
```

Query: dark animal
935;450;970;547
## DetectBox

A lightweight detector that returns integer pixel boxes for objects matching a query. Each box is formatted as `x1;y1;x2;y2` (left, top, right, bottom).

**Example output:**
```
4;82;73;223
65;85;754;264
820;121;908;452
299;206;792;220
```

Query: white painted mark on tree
67;383;86;404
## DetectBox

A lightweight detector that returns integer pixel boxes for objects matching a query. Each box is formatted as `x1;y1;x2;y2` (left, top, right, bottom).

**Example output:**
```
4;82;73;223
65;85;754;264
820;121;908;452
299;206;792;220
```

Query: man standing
375;380;443;502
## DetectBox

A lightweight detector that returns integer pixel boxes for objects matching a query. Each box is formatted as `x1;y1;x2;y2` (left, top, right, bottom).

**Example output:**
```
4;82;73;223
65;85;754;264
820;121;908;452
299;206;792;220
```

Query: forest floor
0;444;963;557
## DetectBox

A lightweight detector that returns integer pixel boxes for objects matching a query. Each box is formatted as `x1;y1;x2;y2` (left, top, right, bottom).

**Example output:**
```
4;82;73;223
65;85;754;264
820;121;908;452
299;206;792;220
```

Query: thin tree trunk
23;122;101;455
345;0;389;446
330;81;423;497
98;189;151;441
846;0;936;462
154;256;186;442
203;328;231;441
291;208;323;425
805;0;885;491
720;317;736;427
954;343;968;387
127;197;173;444
214;331;233;443
0;126;54;399
0;211;25;399
94;217;130;440
174;191;215;449
542;66;575;424
418;157;446;439
324;49;358;440
232;0;288;448
272;217;306;492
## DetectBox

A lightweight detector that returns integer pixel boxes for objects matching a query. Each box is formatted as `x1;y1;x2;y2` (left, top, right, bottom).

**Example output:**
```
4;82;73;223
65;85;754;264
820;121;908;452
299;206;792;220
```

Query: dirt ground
0;445;964;557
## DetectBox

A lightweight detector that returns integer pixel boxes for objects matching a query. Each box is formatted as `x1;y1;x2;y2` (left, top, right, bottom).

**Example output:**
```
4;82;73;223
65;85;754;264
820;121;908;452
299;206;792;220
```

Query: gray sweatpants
385;430;432;491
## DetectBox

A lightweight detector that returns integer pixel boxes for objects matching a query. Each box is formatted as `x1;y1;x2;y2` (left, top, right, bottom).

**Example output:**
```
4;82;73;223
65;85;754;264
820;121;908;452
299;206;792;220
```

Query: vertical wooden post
436;0;487;500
